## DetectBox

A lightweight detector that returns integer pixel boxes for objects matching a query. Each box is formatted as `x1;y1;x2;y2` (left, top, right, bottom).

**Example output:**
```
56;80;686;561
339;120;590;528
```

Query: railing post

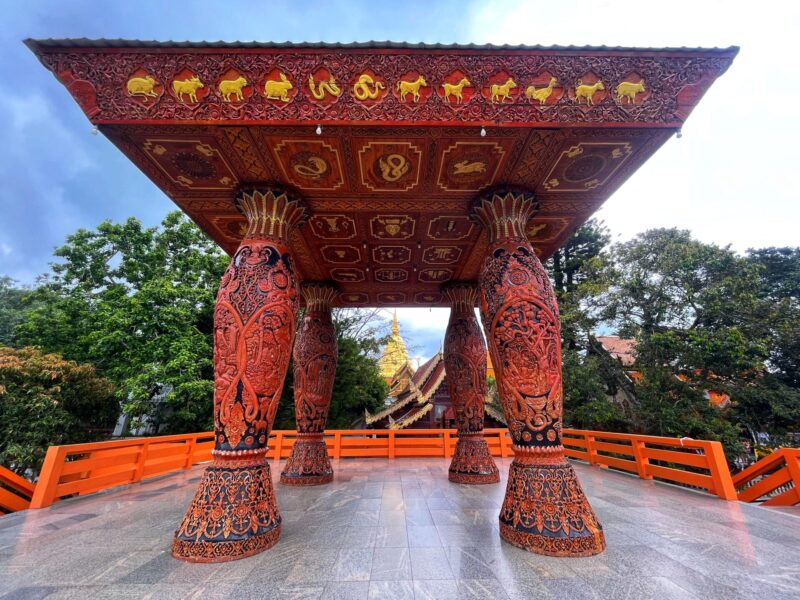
704;441;737;500
333;432;341;459
273;432;284;462
443;430;451;457
184;436;196;469
388;431;396;459
29;446;68;509
133;440;150;483
631;438;653;480
502;430;513;457
586;435;599;466
786;450;800;492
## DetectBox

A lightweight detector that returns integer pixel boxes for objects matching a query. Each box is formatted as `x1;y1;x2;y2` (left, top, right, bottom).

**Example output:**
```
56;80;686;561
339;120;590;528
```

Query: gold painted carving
525;77;557;105
172;77;204;103
353;74;385;101
293;156;328;179
127;75;158;100
264;73;293;102
616;79;646;104
308;74;342;100
453;160;486;175
379;154;410;182
442;78;471;104
574;79;605;105
219;76;248;102
490;78;517;103
397;76;427;102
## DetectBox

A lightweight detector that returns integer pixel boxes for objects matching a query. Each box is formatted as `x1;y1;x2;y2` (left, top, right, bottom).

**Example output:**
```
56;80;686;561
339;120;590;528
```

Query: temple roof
27;39;736;307
24;38;739;54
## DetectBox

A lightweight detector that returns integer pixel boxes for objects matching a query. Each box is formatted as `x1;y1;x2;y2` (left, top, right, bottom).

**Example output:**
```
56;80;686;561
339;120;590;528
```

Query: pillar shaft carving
473;188;605;557
281;283;339;486
172;187;307;563
443;283;499;484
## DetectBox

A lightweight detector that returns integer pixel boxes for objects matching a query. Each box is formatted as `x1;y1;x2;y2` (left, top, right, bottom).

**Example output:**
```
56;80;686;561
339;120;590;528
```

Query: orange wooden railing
0;465;35;514
561;428;738;500
21;427;740;510
29;432;215;509
732;448;800;506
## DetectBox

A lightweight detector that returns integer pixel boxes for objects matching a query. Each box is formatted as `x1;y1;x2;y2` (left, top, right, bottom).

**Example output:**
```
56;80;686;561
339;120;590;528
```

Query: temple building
367;316;506;429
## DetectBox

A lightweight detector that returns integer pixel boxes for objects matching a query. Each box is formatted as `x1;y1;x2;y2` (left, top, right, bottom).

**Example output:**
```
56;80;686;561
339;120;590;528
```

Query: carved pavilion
27;38;735;563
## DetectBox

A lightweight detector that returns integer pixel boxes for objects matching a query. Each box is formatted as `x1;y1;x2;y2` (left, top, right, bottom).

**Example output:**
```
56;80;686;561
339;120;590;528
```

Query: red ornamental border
34;47;735;125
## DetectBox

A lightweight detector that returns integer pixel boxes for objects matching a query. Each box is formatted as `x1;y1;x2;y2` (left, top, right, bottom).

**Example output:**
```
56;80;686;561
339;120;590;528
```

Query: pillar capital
235;186;308;244
471;187;537;245
301;281;338;312
442;282;480;313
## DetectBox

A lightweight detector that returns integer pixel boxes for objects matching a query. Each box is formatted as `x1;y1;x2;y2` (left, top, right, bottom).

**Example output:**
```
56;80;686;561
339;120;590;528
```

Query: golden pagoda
378;311;411;383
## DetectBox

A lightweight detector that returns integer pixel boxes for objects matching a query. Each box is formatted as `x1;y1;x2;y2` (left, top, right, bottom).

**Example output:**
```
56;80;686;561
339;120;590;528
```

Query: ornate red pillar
442;283;500;484
172;188;307;563
280;282;338;486
472;188;605;557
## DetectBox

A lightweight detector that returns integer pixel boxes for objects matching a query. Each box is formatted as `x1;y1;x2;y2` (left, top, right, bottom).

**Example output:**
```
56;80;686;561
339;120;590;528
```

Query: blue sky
1;0;798;360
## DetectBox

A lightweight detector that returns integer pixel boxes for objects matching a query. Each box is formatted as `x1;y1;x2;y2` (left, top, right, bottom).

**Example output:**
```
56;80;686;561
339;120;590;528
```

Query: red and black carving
173;187;307;563
443;283;499;484
281;283;339;486
472;187;605;556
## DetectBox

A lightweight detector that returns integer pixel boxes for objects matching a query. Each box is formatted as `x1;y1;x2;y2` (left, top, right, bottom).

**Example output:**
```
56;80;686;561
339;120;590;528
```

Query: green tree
15;212;227;434
0;277;29;347
0;346;117;476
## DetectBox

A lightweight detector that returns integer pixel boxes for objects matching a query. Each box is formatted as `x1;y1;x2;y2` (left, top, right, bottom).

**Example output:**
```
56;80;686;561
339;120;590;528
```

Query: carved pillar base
499;455;605;556
172;456;281;562
449;434;500;484
280;434;333;486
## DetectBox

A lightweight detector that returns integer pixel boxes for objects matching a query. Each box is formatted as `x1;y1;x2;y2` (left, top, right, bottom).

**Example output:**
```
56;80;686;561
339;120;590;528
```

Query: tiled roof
24;38;739;54
596;336;638;366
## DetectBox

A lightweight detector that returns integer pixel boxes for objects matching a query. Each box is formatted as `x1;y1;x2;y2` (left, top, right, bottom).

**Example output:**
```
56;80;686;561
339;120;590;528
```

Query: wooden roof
27;40;736;306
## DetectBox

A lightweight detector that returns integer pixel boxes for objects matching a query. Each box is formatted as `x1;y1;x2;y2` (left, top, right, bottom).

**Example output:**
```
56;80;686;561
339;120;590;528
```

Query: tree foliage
14;212;227;433
0;346;117;476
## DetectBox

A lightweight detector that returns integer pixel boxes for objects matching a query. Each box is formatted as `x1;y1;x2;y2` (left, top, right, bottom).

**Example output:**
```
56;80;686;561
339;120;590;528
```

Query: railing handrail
0;465;35;514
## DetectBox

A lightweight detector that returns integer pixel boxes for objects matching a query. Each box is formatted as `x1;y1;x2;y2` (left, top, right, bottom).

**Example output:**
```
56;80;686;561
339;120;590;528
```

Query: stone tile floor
0;458;798;599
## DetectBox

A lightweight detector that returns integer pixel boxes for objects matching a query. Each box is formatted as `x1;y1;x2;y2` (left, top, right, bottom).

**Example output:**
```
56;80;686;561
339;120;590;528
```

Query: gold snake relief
292;156;328;179
353;74;385;101
378;154;410;181
308;75;342;100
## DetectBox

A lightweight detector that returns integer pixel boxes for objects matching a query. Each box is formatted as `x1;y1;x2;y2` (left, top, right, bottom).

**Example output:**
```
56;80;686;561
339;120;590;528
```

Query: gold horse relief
397;76;427;102
442;78;471;104
490;78;517;103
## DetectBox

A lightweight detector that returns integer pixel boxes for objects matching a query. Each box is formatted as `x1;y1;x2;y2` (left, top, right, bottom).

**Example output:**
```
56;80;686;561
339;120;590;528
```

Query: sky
0;0;798;361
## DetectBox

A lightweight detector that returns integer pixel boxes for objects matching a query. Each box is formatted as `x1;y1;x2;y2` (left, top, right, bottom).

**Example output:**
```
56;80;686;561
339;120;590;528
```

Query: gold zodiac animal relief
292;156;328;179
574;79;605;105
525;77;557;105
378;154;410;182
309;74;342;100
353;74;385;101
453;160;486;175
264;73;293;102
219;76;248;102
490;78;517;103
397;76;427;102
442;78;471;104
615;79;646;104
127;75;158;100
172;76;204;103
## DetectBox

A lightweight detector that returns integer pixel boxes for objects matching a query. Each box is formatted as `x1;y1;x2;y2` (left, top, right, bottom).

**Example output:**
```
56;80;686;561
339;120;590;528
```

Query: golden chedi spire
378;310;411;382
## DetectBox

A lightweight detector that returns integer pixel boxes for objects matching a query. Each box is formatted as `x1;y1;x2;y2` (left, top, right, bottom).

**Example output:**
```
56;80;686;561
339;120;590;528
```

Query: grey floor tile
330;548;373;581
368;580;414;600
456;579;510;600
320;581;369;600
372;547;411;581
412;579;459;600
407;526;441;547
409;547;453;580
